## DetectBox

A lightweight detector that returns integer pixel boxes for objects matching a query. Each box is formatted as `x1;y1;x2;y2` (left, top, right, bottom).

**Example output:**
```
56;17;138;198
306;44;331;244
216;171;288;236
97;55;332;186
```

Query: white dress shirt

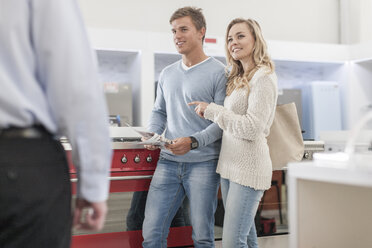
0;0;112;202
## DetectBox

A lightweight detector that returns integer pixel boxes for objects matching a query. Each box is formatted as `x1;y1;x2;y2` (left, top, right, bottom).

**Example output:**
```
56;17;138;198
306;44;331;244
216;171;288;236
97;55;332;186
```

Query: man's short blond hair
169;6;206;41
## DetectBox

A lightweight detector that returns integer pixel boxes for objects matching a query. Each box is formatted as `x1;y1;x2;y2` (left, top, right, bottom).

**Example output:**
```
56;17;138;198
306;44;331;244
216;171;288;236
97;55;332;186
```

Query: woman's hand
188;101;209;118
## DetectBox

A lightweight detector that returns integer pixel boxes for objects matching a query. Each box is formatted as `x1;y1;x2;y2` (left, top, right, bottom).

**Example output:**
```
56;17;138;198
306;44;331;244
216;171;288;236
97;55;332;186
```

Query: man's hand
165;137;192;155
73;198;107;231
142;135;159;150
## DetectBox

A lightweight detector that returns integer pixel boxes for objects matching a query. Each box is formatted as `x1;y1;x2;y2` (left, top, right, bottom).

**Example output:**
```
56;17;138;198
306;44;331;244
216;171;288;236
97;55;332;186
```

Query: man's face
171;16;205;55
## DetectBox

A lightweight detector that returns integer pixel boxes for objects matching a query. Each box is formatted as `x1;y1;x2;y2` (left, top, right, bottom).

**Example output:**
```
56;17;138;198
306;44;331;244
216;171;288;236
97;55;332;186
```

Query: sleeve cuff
77;169;110;202
204;102;224;121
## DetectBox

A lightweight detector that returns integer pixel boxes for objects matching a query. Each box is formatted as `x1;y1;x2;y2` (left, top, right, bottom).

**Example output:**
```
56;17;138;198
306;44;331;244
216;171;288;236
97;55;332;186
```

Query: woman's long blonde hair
225;18;275;96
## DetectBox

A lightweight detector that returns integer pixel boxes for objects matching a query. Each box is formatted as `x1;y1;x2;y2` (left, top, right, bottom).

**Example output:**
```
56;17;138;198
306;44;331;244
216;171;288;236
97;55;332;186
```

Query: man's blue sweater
148;57;227;162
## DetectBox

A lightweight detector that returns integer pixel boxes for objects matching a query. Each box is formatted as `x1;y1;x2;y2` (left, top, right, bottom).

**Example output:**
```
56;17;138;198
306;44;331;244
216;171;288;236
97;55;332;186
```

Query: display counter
288;161;372;248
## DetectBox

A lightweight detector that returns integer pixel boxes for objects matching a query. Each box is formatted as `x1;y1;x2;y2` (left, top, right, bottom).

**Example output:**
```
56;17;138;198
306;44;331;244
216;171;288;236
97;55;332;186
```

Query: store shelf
86;28;371;134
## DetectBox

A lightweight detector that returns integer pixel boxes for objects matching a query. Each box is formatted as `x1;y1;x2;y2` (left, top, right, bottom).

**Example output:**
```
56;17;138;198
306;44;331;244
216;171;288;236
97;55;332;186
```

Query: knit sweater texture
204;67;278;190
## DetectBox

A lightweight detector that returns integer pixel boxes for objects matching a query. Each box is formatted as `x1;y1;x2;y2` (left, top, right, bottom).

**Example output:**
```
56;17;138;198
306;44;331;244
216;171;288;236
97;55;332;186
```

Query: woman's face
227;22;255;65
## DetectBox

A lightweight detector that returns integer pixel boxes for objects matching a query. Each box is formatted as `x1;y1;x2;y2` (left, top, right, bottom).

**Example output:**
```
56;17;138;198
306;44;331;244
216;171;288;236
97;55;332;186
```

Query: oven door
71;171;193;248
67;148;193;248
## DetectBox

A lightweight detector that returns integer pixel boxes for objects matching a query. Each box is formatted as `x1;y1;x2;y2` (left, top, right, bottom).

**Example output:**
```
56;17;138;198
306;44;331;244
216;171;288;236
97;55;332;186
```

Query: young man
0;0;112;247
142;6;227;248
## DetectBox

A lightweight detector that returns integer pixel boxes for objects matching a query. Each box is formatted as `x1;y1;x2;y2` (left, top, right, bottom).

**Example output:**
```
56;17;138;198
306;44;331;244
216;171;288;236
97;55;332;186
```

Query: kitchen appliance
303;140;325;160
314;111;372;171
62;127;193;248
277;88;303;129
319;130;372;153
104;83;133;126
302;81;342;140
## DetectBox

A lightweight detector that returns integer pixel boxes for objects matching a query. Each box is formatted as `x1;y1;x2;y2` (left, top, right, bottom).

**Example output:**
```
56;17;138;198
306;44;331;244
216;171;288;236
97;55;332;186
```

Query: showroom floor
215;235;289;248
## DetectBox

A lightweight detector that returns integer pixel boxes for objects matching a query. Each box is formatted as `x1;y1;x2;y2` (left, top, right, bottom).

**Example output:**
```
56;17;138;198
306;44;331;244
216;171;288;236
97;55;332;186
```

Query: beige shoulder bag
267;102;304;170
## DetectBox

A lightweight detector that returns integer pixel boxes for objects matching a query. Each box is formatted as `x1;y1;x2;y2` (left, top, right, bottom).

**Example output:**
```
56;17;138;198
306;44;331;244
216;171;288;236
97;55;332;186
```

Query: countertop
288;160;372;188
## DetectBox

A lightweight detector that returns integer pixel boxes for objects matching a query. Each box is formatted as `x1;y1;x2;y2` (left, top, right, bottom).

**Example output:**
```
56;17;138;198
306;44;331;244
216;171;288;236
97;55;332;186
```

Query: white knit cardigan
204;67;278;190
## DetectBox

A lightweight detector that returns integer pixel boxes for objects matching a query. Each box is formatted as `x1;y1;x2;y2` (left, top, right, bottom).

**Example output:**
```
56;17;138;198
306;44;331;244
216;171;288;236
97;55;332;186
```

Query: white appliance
302;81;342;140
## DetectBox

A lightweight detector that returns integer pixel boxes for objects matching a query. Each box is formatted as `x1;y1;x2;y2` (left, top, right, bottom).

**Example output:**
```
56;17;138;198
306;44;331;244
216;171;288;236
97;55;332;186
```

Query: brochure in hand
124;123;172;148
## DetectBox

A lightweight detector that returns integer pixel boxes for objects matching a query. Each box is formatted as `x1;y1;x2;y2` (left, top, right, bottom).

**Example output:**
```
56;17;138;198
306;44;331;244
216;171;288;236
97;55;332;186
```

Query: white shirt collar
182;57;211;70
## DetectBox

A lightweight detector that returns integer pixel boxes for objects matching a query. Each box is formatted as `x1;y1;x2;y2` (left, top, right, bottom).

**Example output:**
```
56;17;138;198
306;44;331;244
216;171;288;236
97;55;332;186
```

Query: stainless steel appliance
277;89;302;129
303;140;325;160
104;83;133;126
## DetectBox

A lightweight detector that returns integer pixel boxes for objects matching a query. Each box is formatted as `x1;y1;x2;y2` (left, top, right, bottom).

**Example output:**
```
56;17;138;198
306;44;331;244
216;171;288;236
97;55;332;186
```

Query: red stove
62;127;193;248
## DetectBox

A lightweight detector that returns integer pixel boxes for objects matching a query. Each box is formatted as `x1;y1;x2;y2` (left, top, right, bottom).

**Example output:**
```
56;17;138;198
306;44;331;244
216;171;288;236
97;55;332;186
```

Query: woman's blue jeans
142;158;220;248
220;178;264;248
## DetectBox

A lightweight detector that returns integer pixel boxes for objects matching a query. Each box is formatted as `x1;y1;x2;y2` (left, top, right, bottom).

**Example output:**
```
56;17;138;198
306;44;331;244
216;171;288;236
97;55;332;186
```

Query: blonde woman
189;18;278;247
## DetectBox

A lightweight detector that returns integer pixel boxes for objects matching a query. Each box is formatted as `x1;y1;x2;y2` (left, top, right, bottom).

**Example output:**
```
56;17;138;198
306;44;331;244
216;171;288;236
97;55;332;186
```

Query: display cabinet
89;28;365;131
96;49;141;125
348;59;372;129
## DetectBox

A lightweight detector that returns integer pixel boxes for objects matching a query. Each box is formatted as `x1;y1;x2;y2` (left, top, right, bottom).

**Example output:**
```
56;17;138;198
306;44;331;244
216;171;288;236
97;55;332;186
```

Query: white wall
340;0;372;44
77;0;340;44
352;0;372;44
359;0;372;43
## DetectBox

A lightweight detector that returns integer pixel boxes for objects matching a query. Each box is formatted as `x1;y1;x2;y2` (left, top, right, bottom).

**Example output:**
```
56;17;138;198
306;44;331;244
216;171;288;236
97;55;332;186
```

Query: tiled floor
215;234;289;248
257;235;289;248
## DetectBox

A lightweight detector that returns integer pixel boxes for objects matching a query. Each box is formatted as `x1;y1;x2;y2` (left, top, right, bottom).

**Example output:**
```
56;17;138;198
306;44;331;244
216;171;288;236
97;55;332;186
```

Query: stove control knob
134;155;141;163
303;151;311;160
146;155;152;163
121;155;128;164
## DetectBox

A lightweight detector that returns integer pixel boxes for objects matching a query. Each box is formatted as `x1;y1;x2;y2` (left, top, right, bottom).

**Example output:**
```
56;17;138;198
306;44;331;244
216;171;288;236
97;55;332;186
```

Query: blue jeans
142;158;220;248
220;178;264;248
